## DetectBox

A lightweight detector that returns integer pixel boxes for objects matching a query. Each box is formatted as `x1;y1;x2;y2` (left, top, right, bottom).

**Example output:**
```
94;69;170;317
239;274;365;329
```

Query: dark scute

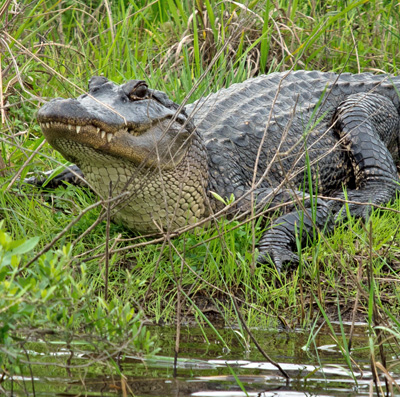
88;76;109;91
148;89;193;128
149;89;179;111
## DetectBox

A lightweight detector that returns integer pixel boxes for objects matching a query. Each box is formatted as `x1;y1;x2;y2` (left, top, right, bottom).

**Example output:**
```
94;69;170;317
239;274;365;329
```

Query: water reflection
2;324;399;396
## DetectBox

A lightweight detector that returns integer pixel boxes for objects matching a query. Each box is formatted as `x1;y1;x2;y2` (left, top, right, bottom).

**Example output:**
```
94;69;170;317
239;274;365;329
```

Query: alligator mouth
40;121;119;143
39;115;186;143
39;114;191;169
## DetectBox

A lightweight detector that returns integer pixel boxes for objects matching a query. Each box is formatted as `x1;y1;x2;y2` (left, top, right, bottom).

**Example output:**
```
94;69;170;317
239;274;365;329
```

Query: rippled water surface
4;323;400;396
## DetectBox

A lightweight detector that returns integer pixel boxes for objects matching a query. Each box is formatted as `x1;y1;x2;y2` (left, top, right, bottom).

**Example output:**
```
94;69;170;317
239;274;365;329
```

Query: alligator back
186;70;400;199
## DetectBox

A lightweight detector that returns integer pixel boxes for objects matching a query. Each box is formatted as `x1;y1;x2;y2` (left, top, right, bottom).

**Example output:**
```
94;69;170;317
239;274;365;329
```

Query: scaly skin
37;71;400;270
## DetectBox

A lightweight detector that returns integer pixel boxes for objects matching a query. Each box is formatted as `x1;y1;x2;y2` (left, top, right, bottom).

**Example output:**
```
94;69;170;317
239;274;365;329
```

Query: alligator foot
257;197;334;272
25;164;85;188
258;245;299;274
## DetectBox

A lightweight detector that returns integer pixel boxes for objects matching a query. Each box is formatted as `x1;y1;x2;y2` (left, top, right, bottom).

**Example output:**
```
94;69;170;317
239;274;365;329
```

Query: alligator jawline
39;114;184;143
39;121;117;143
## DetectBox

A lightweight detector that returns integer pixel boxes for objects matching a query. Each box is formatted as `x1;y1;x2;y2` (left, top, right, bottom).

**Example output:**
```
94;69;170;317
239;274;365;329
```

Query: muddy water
3;323;400;396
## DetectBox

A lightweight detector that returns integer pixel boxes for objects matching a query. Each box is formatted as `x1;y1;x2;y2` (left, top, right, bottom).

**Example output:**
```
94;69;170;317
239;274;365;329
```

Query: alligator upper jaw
39;120;126;144
39;117;192;169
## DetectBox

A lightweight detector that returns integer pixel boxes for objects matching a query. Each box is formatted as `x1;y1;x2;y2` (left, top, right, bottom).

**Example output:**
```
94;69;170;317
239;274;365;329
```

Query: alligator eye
132;84;148;98
128;83;149;100
122;80;150;101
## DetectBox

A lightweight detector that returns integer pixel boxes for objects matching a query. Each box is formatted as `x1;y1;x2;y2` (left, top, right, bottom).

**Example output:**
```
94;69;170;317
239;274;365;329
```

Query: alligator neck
77;130;210;233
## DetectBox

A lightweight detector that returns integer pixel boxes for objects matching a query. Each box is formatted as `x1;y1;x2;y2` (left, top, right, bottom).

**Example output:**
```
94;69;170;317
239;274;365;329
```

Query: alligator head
37;76;209;232
38;76;194;168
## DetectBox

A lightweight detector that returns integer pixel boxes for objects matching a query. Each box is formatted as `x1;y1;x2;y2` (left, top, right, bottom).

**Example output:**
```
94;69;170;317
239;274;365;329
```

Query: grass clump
0;220;157;384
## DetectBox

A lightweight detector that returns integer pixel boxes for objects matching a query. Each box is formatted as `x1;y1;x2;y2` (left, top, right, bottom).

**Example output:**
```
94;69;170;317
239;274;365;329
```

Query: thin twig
104;182;112;301
232;298;290;380
0;52;5;125
143;238;167;303
348;263;362;352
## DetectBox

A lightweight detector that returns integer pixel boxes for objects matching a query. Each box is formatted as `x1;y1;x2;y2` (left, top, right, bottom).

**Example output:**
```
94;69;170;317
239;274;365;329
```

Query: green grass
2;0;400;391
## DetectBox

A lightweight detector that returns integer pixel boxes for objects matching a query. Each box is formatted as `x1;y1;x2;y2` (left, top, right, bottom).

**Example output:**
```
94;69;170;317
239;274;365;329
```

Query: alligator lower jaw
39;121;116;143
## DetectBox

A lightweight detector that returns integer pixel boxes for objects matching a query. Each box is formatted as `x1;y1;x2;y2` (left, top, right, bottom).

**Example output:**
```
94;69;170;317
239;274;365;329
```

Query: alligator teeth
101;130;106;139
68;124;72;130
76;126;81;134
46;123;50;128
106;133;113;143
96;127;100;134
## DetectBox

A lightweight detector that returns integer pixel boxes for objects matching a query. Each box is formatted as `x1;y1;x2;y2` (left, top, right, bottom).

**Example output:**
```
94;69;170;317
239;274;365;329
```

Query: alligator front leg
330;92;400;219
236;188;334;271
258;92;400;271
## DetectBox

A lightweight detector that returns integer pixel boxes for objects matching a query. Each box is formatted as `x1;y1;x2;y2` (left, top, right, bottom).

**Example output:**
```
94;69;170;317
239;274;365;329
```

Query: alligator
36;70;400;270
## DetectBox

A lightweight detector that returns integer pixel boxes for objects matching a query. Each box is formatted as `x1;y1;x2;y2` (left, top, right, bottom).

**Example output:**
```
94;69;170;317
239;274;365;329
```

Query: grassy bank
2;0;400;390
